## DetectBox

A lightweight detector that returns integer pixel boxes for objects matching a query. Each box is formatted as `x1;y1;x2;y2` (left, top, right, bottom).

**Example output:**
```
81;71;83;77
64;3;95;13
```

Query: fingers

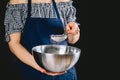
67;27;79;34
37;66;66;76
42;70;66;76
66;23;80;35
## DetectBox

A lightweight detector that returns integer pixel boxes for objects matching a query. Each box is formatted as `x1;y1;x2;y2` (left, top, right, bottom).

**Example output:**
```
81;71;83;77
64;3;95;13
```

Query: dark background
0;0;88;80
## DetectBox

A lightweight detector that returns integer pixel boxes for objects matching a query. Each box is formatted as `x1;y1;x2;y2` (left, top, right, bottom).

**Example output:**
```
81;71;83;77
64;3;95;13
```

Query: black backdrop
0;0;88;80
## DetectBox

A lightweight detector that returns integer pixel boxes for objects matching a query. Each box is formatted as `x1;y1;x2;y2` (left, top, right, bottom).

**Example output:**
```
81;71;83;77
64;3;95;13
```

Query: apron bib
21;1;67;52
18;0;77;80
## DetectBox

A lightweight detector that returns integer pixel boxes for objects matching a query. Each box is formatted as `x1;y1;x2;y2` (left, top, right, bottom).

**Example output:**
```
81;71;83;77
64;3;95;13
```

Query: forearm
8;42;40;70
8;42;67;75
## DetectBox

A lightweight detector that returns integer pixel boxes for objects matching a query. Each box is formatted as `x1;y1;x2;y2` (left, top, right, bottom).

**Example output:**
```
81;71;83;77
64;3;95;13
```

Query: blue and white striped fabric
4;0;79;42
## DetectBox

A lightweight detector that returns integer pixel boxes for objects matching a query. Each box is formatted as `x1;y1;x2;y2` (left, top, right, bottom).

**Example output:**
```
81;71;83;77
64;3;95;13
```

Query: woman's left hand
66;22;80;44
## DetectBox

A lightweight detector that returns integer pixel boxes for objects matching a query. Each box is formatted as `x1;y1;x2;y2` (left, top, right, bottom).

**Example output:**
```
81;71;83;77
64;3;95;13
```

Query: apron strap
51;0;61;19
27;0;61;19
27;0;31;18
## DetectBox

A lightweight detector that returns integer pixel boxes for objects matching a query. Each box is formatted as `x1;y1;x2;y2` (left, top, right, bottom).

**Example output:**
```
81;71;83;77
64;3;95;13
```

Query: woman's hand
36;66;66;76
66;22;80;44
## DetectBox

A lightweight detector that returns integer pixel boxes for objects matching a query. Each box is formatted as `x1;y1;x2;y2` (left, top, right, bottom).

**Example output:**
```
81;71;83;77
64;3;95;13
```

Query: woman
4;0;80;80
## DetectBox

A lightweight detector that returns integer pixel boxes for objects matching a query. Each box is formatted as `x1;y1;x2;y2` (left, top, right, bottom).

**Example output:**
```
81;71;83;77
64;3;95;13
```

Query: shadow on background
0;0;88;80
72;0;88;80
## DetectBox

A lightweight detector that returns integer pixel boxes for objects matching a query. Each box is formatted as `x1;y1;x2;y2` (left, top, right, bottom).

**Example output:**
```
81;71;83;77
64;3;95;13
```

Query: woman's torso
4;0;77;42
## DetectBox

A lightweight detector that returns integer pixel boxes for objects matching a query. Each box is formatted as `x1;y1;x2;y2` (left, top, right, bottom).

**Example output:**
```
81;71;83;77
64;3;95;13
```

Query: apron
17;0;78;80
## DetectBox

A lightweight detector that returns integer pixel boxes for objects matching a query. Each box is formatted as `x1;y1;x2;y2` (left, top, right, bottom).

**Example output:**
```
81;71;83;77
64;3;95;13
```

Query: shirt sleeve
66;4;80;26
4;4;24;42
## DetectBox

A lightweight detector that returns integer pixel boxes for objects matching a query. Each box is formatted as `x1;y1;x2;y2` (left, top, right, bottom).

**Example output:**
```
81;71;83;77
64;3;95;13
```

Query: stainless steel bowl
32;45;81;72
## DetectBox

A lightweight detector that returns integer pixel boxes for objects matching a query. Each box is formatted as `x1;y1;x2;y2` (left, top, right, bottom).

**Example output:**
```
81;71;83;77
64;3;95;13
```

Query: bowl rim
31;44;81;55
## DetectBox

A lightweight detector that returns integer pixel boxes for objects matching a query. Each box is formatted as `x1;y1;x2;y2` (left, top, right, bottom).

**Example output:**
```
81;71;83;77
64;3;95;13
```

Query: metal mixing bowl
32;45;81;72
